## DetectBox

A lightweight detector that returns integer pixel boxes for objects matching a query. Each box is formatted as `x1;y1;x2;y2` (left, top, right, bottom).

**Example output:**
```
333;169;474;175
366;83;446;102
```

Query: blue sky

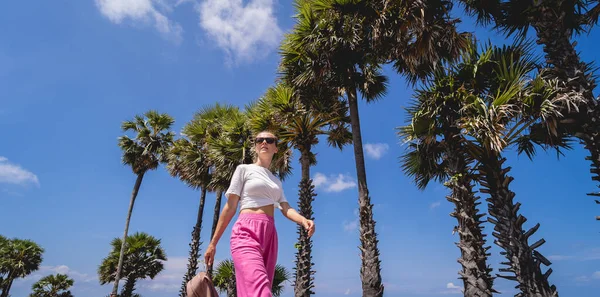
1;1;599;297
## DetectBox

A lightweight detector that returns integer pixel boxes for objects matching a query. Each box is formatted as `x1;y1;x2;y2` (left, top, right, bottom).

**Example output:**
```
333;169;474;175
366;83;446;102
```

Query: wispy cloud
95;0;183;43
312;173;357;193
574;271;600;283
138;256;187;292
19;265;95;284
548;255;575;261
0;157;39;187
547;248;600;262
343;209;358;232
364;143;389;160
430;201;441;209
197;0;282;65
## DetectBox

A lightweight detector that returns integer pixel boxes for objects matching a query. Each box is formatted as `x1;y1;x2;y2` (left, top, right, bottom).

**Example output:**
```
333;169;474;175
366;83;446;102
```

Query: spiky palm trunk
531;1;599;222
208;190;223;277
179;187;208;297
113;172;145;296
121;277;136;297
478;154;557;297
445;150;495;297
294;150;316;297
347;87;383;297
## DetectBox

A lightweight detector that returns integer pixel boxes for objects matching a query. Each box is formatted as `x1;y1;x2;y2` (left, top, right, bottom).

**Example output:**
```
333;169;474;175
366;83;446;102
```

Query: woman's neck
254;157;272;168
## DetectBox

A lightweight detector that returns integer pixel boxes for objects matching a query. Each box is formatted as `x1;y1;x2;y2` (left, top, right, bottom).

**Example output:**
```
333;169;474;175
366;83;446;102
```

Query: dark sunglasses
255;137;277;144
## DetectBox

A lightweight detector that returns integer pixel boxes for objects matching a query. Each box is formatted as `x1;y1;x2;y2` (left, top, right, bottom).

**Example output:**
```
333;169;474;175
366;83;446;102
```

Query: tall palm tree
418;39;577;296
29;274;74;297
212;259;291;297
0;238;44;297
182;103;240;260
460;0;600;223
248;83;351;296
280;1;470;294
166;137;211;297
99;232;167;297
279;2;388;294
113;110;174;296
399;67;495;296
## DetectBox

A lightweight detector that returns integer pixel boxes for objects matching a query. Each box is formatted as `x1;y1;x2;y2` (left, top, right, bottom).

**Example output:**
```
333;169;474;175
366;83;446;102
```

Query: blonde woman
204;131;316;297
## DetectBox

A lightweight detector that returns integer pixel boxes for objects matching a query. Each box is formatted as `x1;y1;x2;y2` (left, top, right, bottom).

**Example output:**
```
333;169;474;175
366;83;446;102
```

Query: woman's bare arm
204;195;239;267
279;202;315;237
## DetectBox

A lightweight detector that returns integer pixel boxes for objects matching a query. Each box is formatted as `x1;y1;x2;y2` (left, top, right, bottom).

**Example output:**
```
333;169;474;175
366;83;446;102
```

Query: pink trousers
230;213;278;297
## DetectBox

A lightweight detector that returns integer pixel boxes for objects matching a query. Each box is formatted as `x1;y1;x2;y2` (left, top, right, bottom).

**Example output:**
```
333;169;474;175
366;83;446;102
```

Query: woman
204;131;316;297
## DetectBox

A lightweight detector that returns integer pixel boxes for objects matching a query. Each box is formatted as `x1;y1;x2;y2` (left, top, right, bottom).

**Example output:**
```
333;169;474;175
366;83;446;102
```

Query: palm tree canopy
118;110;175;175
402;38;580;160
29;273;74;297
98;232;167;284
249;83;352;164
0;238;44;278
213;259;291;297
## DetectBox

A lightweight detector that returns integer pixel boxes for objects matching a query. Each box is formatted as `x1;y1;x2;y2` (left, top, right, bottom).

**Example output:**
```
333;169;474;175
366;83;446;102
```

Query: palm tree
460;0;600;223
248;83;351;296
0;238;44;297
212;259;236;297
182;103;240;261
99;232;167;297
417;39;576;296
280;1;470;294
166;137;211;297
212;259;291;297
279;2;387;294
29;274;74;297
112;110;175;296
399;66;495;296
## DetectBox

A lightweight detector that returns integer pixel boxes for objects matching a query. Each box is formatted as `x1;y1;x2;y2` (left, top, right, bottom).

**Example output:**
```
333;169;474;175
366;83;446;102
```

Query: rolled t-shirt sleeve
278;185;288;205
225;165;245;199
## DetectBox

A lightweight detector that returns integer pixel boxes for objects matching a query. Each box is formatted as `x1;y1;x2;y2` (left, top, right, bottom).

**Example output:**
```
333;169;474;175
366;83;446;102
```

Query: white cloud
312;173;357;193
364;143;389;160
344;288;351;295
446;283;461;290
139;256;187;292
441;282;463;294
574;271;600;283
548;255;575;261
0;157;39;187
430;201;441;209
197;0;283;64
95;0;183;43
343;209;358;232
20;265;95;284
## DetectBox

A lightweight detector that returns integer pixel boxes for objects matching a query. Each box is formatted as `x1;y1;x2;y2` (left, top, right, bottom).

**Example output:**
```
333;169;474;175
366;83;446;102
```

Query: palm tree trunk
445;151;495;297
208;190;223;277
478;154;557;297
294;149;316;297
347;87;383;297
121;277;136;297
0;270;14;297
179;187;208;297
530;1;599;224
112;172;145;296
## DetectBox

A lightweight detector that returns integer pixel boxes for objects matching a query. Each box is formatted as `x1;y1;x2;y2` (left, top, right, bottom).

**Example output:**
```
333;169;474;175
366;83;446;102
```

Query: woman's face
255;132;278;155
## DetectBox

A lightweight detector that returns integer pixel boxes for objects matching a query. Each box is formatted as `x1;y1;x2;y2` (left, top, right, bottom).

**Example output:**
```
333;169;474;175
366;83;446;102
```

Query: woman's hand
302;219;315;237
204;243;216;268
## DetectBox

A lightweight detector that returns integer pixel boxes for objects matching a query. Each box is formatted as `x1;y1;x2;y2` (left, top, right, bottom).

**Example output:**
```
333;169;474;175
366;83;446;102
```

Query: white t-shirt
225;164;288;210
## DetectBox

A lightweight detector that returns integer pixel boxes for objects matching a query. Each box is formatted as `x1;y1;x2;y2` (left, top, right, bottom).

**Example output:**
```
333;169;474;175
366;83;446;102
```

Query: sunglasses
255;137;277;144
